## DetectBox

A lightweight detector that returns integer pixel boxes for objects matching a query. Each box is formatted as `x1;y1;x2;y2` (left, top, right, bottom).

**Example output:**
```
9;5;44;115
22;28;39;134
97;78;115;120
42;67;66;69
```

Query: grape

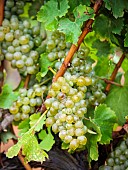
69;139;79;150
5;32;14;41
19;35;29;45
59;130;67;140
77;136;87;145
14;112;21;121
21;113;29;120
46;117;55;127
0;32;5;41
16;60;24;68
9;105;19;114
64;135;73;143
99;135;128;169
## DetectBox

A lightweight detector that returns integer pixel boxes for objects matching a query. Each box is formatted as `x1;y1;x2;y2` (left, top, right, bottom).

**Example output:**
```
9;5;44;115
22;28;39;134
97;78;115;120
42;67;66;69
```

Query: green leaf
68;0;91;11
30;113;46;132
0;131;17;143
94;58;114;77
122;58;128;72
124;25;128;47
84;119;101;161
6;142;22;158
92;40;111;57
124;71;128;86
58;5;94;44
104;0;128;18
22;133;48;162
39;127;55;151
38;129;47;140
18;118;30;136
111;17;124;35
105;85;128;125
93;15;124;39
58;18;81;44
39;53;53;78
7;130;48;162
0;84;18;109
93;104;117;144
7;111;48;162
37;0;69;30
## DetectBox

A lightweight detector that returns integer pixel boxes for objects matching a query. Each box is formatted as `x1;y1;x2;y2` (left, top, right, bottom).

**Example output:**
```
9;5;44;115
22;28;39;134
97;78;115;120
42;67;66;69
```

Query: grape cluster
9;84;47;121
4;0;25;19
0;15;44;75
45;76;92;151
54;46;106;107
99;135;128;170
86;79;106;106
46;31;71;62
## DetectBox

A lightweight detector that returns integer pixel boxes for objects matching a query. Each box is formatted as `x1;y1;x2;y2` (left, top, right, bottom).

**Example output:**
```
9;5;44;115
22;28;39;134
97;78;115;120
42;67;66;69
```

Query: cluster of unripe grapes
45;76;92;151
86;79;106;106
4;0;25;19
9;84;47;121
0;0;46;76
99;135;128;170
46;31;71;62
0;15;42;75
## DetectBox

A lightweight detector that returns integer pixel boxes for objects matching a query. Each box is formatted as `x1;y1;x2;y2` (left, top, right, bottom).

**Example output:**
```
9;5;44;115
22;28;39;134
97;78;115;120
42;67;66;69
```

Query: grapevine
0;0;128;170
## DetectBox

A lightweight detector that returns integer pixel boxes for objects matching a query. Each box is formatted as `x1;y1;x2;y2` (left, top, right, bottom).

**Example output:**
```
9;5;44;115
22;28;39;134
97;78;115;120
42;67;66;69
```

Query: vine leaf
85;119;101;161
93;14;124;39
92;104;117;144
7;111;48;162
105;72;128;125
94;57;114;77
58;5;94;44
39;127;55;151
122;58;128;72
1;131;17;143
104;0;128;18
6;131;48;162
124;25;128;47
18;118;30;136
0;84;18;109
36;53;53;81
92;40;111;57
37;0;69;30
22;132;48;162
30;113;46;132
6;142;22;158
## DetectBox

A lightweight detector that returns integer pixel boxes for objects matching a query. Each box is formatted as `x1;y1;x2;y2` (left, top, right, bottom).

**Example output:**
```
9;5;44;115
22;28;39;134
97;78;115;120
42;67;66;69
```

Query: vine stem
97;77;123;87
0;0;5;93
105;53;125;93
41;0;103;112
0;0;4;25
53;0;103;82
24;74;31;89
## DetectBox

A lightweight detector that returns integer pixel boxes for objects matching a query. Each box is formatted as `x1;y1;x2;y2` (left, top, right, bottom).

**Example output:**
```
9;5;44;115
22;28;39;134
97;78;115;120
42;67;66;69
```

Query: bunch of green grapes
0;15;45;75
46;31;71;63
4;0;25;19
99;135;128;170
45;76;93;151
54;45;106;107
86;78;106;106
9;84;47;121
